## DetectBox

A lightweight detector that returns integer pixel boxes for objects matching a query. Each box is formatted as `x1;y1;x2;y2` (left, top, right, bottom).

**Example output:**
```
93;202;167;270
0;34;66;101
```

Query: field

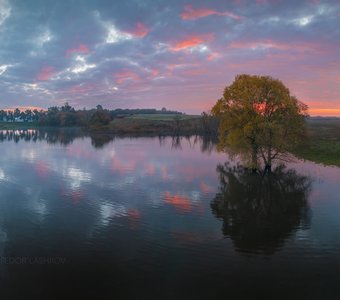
127;114;200;121
103;114;204;135
0;122;38;130
293;118;340;167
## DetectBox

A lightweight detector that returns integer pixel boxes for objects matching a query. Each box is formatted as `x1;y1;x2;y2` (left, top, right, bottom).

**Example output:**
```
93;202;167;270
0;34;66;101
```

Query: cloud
0;64;12;75
35;28;53;47
105;24;132;43
228;39;325;55
114;70;141;84
181;4;242;21
68;55;96;74
37;65;56;81
0;0;338;115
65;44;90;57
170;34;214;52
128;22;149;38
0;0;11;26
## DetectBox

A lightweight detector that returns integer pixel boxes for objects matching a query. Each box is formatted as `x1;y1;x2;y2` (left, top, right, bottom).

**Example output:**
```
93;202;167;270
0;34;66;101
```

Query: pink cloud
68;83;97;95
228;39;326;55
150;68;159;77
207;52;220;61
114;70;141;84
65;44;90;57
170;34;214;52
181;4;242;20
181;68;207;76
37;65;55;81
128;22;149;38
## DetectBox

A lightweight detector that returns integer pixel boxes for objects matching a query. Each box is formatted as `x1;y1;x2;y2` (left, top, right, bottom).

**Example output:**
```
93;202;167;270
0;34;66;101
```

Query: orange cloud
164;192;192;213
129;22;149;38
37;65;55;81
308;108;340;116
65;44;90;57
170;34;214;52
181;4;242;20
114;70;141;84
173;37;203;51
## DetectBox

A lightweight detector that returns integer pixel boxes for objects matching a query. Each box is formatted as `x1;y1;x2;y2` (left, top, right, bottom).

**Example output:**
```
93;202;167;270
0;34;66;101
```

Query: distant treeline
0;103;219;136
0;103;183;127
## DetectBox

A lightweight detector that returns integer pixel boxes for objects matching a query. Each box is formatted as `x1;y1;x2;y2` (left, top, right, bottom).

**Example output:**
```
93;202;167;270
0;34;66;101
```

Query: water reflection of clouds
0;132;226;249
164;192;192;213
99;202;127;227
65;167;92;189
0;168;7;181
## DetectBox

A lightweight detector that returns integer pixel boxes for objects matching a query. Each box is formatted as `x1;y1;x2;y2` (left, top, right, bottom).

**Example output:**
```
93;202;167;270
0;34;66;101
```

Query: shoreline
1;119;339;168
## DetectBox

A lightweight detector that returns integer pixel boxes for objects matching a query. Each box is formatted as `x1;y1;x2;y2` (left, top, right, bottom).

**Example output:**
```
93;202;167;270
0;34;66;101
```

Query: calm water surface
0;129;339;299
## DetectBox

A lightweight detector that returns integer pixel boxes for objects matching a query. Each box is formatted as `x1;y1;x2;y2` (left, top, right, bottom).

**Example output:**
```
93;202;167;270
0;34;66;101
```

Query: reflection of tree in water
211;163;312;254
90;134;115;148
166;135;217;154
0;129;118;148
0;128;85;146
1;129;218;153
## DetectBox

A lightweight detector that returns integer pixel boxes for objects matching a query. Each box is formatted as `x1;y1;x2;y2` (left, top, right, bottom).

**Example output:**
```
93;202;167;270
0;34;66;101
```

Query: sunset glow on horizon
0;0;339;115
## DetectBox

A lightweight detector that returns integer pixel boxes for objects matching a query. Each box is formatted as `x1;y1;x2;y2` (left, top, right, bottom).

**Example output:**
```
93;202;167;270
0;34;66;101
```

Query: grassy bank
0;122;38;130
293;118;340;167
88;114;210;136
2;117;339;168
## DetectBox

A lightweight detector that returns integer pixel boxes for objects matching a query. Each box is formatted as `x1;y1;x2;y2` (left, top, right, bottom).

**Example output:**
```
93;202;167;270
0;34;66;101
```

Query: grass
89;114;205;136
293;118;340;167
127;114;200;121
0;122;38;130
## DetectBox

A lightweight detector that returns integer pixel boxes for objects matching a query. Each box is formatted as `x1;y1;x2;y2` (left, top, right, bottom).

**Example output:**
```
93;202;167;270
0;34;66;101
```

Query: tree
212;74;308;172
89;109;112;128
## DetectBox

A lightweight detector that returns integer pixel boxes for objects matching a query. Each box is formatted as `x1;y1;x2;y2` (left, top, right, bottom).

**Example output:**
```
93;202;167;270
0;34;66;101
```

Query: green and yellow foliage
212;74;308;170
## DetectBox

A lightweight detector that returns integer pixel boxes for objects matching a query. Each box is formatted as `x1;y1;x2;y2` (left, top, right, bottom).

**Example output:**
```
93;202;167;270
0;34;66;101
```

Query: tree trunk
251;144;258;172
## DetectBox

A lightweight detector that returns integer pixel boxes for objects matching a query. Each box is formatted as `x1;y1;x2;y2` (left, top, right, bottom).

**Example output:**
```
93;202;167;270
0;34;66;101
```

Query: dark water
0;129;339;299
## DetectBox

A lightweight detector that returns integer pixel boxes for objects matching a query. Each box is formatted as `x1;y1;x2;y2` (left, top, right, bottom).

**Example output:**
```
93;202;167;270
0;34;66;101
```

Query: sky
0;0;339;115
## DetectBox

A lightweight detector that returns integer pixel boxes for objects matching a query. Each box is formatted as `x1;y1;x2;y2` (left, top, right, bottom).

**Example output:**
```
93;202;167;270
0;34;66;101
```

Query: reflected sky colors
0;0;339;115
0;130;339;298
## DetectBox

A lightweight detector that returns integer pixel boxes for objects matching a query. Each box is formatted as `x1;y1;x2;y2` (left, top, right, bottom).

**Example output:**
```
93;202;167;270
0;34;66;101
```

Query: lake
0;129;339;299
